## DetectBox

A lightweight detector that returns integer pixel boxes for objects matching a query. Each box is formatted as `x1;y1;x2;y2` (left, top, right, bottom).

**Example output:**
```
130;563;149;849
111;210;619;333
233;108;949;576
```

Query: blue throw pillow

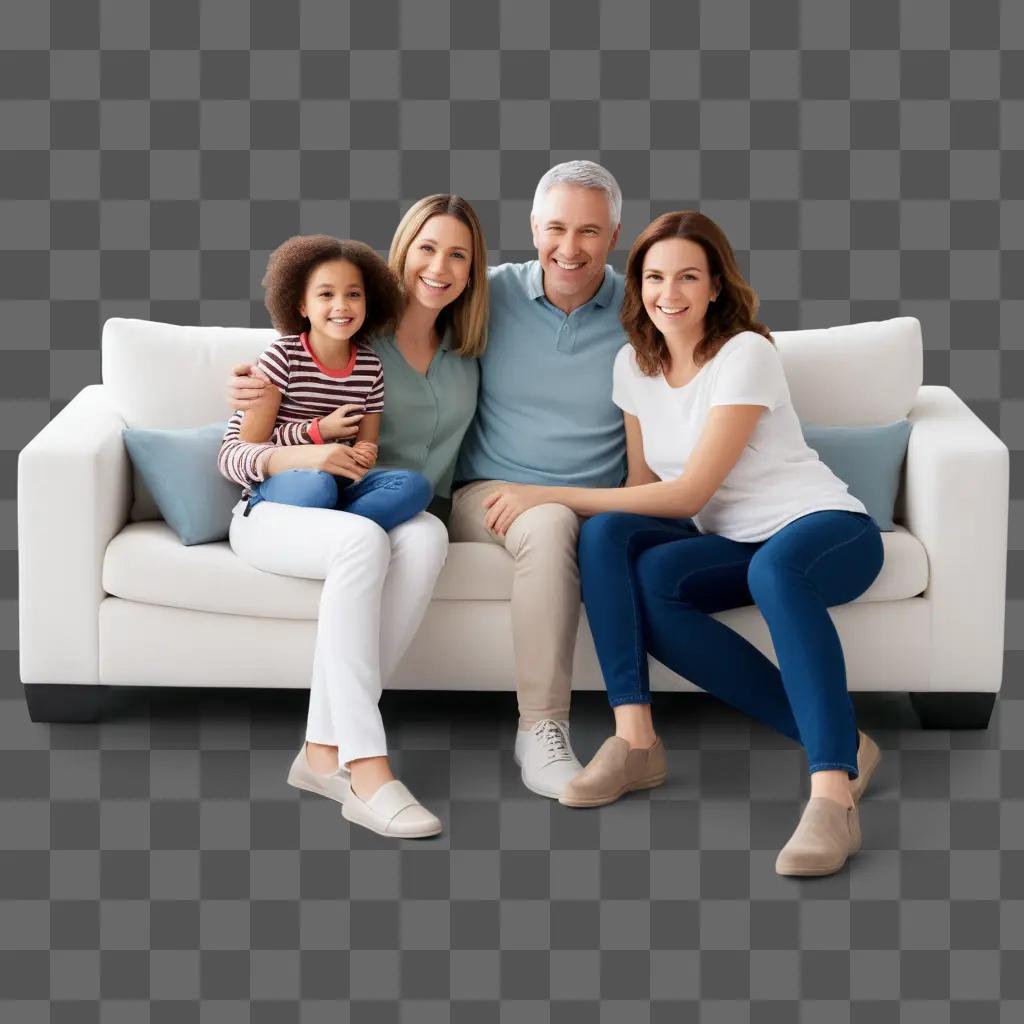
800;420;912;531
123;422;240;545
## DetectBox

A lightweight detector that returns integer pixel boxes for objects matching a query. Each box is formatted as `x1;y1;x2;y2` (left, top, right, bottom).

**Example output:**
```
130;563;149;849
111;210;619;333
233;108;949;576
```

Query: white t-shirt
611;331;868;543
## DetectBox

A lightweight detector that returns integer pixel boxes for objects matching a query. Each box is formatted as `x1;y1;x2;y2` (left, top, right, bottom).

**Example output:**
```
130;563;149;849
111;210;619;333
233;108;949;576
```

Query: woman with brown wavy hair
483;210;885;877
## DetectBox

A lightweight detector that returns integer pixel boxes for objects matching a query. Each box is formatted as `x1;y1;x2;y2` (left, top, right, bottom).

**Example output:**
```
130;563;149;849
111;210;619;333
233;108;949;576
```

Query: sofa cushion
103;520;930;619
800;419;912;531
773;317;922;426
123;422;238;544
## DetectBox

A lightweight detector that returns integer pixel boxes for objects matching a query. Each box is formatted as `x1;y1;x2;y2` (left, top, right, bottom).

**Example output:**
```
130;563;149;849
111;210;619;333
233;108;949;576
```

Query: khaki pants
449;480;582;728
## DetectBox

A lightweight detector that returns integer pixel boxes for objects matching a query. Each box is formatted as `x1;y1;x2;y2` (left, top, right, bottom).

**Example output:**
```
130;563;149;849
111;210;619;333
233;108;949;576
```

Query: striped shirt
218;332;384;495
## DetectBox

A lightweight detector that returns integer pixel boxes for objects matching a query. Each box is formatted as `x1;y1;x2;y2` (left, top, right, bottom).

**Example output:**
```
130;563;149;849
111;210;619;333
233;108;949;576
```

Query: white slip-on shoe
513;719;583;799
341;779;442;839
286;745;352;805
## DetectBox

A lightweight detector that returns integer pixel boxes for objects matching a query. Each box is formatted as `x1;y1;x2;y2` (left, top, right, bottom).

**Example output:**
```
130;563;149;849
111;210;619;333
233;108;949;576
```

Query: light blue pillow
123;422;239;546
800;420;912;531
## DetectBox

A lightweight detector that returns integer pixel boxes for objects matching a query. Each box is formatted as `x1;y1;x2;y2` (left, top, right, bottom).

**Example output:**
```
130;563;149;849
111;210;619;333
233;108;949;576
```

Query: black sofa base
909;691;997;730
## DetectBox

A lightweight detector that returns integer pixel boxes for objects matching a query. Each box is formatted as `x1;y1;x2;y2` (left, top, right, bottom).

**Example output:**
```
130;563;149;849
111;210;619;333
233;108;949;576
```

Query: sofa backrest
103;319;279;429
102;315;923;430
772;318;922;426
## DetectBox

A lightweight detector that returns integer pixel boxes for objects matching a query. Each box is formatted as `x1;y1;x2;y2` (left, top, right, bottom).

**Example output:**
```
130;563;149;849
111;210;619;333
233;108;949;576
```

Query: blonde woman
223;196;489;839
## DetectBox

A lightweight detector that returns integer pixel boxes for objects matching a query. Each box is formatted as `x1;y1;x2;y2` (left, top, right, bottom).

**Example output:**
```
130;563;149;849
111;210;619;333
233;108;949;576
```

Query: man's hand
482;484;543;537
318;404;365;442
227;363;273;410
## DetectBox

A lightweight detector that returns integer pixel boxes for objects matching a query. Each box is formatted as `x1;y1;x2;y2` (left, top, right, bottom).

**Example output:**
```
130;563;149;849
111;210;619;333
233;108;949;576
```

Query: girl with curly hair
222;234;433;530
483;211;885;877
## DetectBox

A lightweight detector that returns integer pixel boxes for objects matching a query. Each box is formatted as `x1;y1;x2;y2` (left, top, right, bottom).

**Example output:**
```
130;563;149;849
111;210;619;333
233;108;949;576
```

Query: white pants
229;500;449;764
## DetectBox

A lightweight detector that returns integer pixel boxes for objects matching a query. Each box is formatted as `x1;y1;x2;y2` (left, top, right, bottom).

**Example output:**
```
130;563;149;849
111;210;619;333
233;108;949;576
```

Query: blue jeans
577;509;884;777
245;468;433;532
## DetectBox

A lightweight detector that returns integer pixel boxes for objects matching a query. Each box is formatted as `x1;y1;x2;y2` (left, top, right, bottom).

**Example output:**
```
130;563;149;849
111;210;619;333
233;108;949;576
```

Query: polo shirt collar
591;265;616;308
526;260;546;301
527;260;616;309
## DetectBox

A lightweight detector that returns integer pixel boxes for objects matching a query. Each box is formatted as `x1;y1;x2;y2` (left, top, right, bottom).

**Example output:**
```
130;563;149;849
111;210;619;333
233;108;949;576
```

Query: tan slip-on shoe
559;736;667;808
850;731;881;804
341;779;442;839
775;797;862;877
286;745;352;805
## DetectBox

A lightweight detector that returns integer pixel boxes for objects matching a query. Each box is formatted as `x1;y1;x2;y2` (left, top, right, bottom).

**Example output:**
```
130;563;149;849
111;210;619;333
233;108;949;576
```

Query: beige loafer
286;745;352;805
775;797;862;877
342;779;442;839
850;731;881;804
559;736;667;808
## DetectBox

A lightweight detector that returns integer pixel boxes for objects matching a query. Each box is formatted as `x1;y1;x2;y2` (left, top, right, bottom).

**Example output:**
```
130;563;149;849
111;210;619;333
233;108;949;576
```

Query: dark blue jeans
577;509;884;777
246;468;432;532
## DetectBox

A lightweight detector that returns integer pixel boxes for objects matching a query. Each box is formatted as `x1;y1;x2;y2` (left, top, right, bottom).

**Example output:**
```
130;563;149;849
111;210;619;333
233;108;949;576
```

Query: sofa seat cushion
103;520;930;619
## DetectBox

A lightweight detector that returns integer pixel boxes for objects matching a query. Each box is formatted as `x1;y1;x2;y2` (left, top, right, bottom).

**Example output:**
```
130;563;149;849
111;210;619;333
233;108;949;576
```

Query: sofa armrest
901;386;1008;692
18;385;130;684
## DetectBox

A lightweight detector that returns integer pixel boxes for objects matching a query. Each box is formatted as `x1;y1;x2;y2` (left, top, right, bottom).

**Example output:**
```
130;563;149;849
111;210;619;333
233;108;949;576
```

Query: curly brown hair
262;234;402;340
622;211;772;376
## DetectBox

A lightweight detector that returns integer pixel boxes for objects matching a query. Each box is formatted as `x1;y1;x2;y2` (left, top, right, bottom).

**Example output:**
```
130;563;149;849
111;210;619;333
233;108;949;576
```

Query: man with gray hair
449;160;627;798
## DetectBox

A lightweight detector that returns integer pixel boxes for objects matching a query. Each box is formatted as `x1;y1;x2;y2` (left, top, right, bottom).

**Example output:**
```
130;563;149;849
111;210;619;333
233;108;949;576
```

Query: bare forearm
535;479;699;519
266;446;313;477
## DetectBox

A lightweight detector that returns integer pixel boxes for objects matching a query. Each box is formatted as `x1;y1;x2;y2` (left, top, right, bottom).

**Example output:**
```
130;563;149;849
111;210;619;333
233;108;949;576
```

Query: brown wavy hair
622;210;772;376
262;234;402;340
389;194;489;358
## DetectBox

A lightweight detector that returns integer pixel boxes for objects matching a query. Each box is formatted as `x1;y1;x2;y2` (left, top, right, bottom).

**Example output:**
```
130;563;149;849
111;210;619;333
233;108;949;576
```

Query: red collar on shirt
300;331;358;378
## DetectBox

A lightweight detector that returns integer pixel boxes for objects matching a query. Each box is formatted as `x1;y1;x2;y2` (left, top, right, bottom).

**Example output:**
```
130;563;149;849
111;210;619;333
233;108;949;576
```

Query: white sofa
19;316;1009;728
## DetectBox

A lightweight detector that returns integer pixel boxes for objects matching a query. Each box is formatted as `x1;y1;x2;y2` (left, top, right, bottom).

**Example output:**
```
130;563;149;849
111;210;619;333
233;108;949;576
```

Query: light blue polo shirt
454;260;627;489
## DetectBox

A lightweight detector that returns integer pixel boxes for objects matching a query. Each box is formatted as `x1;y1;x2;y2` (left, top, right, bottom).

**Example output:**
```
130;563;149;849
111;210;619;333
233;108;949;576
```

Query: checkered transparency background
3;0;1024;1018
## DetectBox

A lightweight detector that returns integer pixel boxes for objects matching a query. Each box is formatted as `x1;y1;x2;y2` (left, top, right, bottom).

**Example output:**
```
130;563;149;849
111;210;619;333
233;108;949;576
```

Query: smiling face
299;258;366;344
402;213;473;313
530;184;620;310
641;237;720;341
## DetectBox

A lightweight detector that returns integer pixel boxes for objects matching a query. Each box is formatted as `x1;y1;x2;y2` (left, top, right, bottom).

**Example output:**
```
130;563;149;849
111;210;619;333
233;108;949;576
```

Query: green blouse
373;328;480;500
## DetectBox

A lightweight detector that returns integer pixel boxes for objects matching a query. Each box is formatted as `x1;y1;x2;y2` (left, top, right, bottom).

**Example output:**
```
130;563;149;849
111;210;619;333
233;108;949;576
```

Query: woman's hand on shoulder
482;484;543;537
227;363;273;410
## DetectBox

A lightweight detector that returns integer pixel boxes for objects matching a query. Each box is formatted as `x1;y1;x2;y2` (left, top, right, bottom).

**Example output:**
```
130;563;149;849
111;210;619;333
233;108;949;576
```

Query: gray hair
531;160;623;227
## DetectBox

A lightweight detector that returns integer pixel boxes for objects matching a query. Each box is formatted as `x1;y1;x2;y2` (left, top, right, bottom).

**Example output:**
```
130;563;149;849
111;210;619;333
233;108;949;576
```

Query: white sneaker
342;779;442;839
513;719;583;799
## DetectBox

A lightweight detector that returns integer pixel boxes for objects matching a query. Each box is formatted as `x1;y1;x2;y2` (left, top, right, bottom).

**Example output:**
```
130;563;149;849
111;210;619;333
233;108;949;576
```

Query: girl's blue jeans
245;468;432;532
577;509;884;777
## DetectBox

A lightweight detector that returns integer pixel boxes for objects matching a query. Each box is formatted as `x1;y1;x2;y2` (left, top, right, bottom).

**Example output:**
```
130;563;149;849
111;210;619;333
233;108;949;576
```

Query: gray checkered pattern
1;0;1022;1016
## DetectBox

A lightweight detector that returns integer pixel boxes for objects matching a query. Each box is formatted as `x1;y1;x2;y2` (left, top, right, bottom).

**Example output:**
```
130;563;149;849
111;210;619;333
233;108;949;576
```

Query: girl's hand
268;442;370;481
350;440;378;469
482;484;542;537
315;444;372;481
318;404;364;442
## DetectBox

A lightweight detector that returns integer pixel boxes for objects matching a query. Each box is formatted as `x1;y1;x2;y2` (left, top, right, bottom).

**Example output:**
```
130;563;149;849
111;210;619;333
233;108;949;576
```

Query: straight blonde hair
388;194;489;358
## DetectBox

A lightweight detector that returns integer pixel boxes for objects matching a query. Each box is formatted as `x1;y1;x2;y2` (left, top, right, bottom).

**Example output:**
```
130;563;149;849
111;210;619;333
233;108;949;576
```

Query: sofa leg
23;684;108;723
909;692;996;730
